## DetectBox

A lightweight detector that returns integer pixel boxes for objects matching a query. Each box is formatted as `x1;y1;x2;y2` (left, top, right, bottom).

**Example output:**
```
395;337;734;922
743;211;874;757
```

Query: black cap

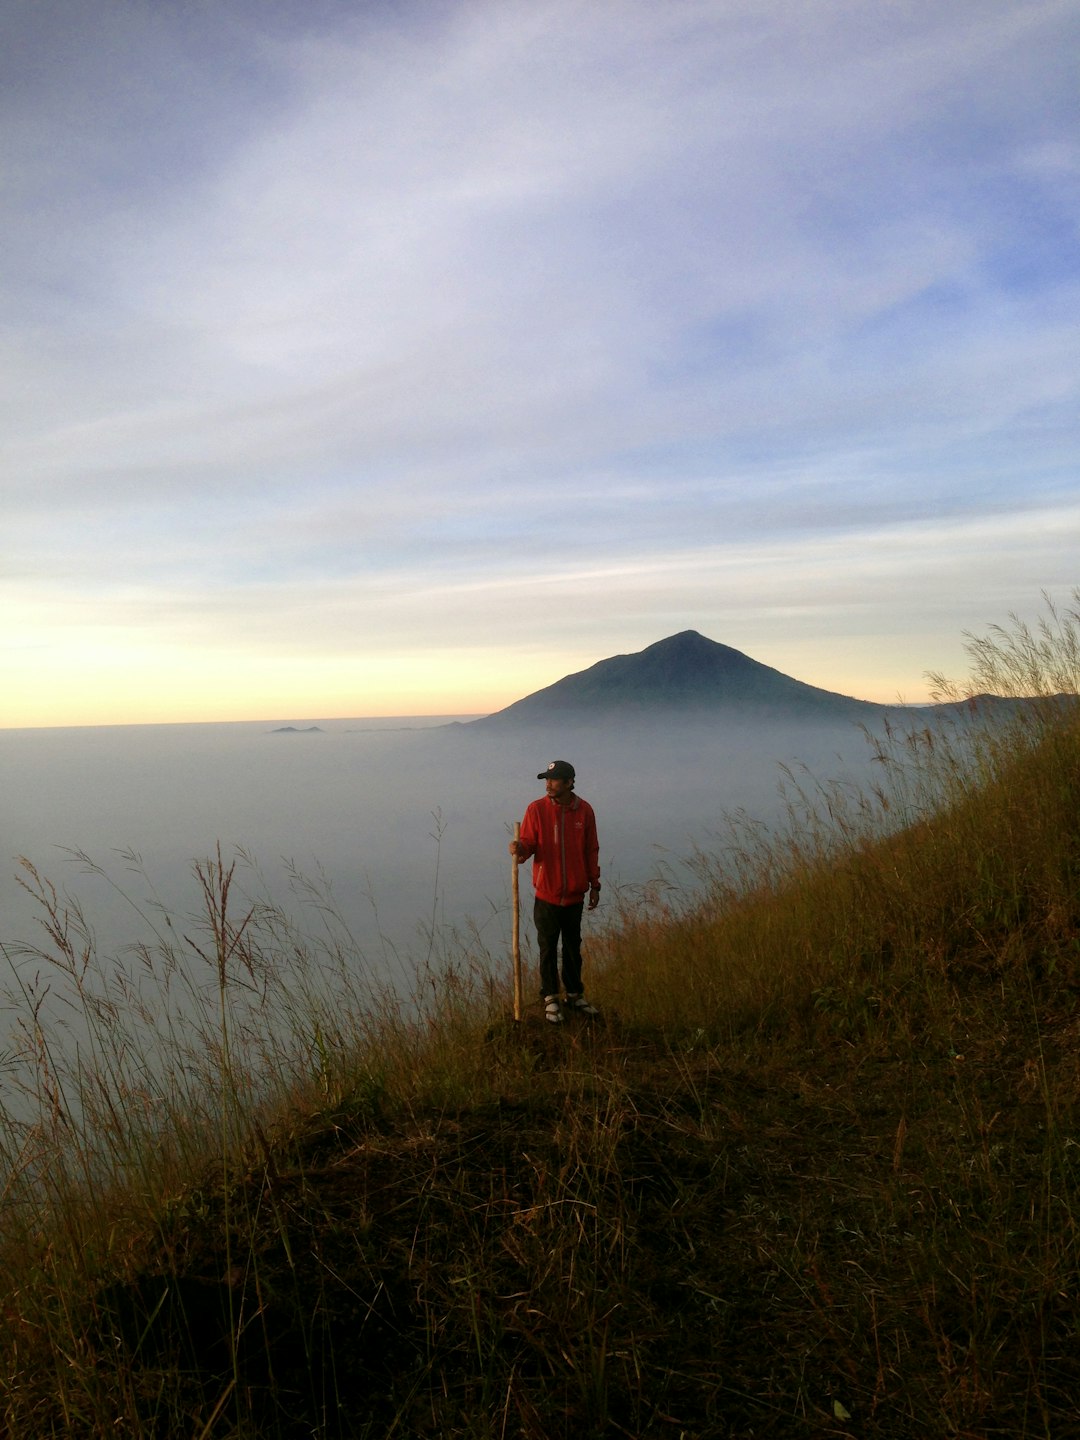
538;760;575;781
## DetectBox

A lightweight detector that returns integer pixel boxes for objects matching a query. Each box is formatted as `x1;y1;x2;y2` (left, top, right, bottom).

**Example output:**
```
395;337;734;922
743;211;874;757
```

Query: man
509;759;601;1023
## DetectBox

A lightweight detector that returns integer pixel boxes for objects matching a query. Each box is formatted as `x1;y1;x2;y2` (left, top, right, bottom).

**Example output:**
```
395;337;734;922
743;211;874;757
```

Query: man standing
509;760;601;1024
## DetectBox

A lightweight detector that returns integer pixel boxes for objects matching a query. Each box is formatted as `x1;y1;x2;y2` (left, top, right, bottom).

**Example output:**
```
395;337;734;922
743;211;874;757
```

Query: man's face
545;776;573;802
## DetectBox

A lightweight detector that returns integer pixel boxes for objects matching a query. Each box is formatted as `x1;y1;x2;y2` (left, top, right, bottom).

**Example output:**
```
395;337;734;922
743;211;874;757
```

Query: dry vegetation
2;598;1080;1438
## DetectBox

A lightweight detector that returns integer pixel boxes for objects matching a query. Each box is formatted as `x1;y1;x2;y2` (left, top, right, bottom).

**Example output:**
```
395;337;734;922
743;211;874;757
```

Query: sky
3;0;1078;727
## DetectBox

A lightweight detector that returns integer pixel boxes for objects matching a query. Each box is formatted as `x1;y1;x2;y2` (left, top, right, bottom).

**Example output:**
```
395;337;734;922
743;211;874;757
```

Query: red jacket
518;794;600;905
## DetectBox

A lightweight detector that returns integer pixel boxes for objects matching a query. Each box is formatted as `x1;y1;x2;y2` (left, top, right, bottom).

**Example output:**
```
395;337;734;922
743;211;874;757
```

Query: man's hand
509;840;526;861
588;884;601;910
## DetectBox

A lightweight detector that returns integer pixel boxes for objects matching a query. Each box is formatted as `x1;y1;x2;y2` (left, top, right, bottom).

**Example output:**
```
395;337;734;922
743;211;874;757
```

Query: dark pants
534;898;585;1000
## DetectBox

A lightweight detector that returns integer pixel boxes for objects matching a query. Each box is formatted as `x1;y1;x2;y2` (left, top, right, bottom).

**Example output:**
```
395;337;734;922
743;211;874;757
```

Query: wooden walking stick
511;821;523;1022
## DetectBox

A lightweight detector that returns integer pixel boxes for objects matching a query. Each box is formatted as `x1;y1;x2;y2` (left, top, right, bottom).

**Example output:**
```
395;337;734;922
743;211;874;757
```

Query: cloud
2;0;1078;724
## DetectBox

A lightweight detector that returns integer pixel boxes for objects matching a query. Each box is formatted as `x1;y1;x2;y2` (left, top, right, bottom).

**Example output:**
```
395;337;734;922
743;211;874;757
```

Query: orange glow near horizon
0;648;524;728
1;630;946;729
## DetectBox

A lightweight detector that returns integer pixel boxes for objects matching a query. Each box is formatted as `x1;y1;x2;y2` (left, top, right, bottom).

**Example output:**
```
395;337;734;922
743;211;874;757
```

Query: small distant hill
270;725;324;734
470;631;887;727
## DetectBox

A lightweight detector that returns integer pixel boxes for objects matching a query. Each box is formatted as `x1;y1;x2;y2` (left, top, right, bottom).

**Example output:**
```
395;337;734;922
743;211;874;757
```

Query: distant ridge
470;631;886;727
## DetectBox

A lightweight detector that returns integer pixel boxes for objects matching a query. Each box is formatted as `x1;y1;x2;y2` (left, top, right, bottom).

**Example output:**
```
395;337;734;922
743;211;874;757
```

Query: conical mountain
472;631;884;727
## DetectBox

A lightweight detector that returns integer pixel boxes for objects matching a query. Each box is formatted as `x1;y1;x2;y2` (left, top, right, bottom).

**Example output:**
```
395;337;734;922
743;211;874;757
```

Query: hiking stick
511;821;522;1022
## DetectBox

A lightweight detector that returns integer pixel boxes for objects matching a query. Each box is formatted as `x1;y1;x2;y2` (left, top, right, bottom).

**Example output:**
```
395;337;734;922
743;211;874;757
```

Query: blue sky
3;0;1078;725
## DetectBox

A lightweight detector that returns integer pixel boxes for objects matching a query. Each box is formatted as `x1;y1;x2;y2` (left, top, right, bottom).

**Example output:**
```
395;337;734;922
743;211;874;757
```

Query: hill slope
472;630;886;726
7;602;1080;1439
26;705;1077;1439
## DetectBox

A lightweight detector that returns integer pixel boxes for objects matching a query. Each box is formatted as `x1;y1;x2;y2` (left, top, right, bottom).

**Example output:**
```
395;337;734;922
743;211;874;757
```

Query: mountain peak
472;632;881;727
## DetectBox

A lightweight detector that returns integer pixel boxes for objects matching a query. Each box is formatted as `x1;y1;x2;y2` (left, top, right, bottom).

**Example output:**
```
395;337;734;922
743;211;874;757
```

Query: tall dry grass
0;838;520;1433
595;595;1080;1045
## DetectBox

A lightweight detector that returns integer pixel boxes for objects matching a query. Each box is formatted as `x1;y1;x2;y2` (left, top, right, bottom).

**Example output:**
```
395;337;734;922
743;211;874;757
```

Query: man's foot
564;993;600;1017
544;995;564;1024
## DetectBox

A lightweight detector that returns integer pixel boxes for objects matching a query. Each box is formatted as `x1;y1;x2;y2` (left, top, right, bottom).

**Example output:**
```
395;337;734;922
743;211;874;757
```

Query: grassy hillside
2;602;1080;1438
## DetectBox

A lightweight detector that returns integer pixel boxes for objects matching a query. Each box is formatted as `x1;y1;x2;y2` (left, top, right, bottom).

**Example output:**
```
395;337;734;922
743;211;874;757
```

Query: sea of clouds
0;712;889;997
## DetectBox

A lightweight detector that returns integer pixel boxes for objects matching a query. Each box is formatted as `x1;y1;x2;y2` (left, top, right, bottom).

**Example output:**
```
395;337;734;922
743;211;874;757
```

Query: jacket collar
547;793;579;811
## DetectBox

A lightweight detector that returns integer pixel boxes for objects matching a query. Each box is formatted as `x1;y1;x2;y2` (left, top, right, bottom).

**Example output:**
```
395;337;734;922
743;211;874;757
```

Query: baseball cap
538;760;575;781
